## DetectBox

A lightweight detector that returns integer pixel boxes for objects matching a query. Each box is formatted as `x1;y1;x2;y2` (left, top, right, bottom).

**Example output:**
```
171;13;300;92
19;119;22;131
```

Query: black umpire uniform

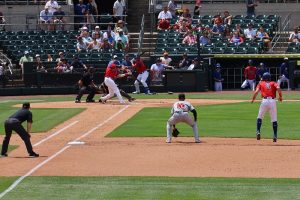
1;102;39;157
75;67;97;103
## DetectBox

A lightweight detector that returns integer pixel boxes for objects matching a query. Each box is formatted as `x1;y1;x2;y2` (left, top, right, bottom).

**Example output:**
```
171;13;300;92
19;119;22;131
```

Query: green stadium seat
224;47;236;54
90;53;101;60
286;47;298;54
235;47;247;54
212;47;224;54
246;47;259;54
201;47;212;54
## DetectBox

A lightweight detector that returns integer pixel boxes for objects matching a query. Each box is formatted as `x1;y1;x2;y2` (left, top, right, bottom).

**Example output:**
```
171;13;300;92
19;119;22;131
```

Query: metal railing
156;0;299;5
0;0;69;5
137;14;145;55
271;13;291;51
0;52;13;75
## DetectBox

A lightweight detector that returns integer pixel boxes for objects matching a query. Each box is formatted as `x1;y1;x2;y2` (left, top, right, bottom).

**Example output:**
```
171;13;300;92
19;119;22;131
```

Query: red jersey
105;64;119;79
244;66;257;80
133;59;147;74
257;81;278;98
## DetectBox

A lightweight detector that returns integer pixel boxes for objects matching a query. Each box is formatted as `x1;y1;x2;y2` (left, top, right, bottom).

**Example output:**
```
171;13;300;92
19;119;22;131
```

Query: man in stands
53;6;66;30
178;53;192;70
158;6;172;20
40;6;54;31
19;51;33;80
244;23;257;40
74;0;86;30
113;0;124;22
45;0;59;13
211;18;224;35
246;0;258;16
76;36;88;52
115;30;129;52
71;55;87;72
289;26;300;43
160;52;172;66
167;0;177;18
223;11;232;26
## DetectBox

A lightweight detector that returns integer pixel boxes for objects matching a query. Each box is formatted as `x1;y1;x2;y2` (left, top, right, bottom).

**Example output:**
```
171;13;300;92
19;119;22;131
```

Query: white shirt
187;64;195;70
244;28;257;39
45;0;59;13
158;11;172;20
113;0;124;16
103;31;116;39
171;101;195;114
289;32;300;42
0;65;4;75
150;63;165;82
160;57;172;65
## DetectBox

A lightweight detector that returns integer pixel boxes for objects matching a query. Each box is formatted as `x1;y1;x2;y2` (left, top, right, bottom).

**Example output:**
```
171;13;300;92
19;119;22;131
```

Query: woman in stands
256;26;272;53
87;36;101;50
180;8;192;26
101;38;113;52
230;31;244;45
182;30;197;45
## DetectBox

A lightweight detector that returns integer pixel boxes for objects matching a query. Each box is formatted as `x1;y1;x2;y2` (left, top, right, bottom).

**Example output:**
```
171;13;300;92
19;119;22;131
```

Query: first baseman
251;72;283;142
241;59;257;91
166;93;200;143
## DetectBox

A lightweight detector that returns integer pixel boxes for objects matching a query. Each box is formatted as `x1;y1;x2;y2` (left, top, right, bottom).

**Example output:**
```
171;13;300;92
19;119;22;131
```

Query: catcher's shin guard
120;89;132;100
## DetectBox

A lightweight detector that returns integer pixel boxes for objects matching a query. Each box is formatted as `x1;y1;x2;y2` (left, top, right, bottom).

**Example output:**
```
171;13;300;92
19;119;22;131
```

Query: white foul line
0;105;130;199
33;121;79;147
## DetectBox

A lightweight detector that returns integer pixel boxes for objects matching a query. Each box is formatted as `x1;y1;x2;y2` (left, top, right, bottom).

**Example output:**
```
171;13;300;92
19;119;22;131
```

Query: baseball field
0;91;300;200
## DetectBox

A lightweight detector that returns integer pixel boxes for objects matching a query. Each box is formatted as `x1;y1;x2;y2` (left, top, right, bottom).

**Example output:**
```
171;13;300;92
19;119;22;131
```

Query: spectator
160;52;172;65
56;59;72;73
71;55;87;71
113;0;124;22
167;0;177;18
0;12;6;31
85;8;95;29
234;23;244;38
212;12;222;25
223;11;232;26
187;58;202;70
76;36;88;52
74;0;86;30
256;62;269;80
45;0;59;13
35;54;47;73
39;6;54;31
94;31;102;43
194;0;201;16
121;54;132;69
180;8;192;25
256;27;272;52
150;58;166;85
178;20;190;34
85;0;98;24
230;31;244;45
244;23;257;39
19;51;33;79
199;31;211;46
56;51;65;62
53;6;66;30
223;25;231;39
115;30;129;51
81;29;93;43
101;38;113;52
46;54;53;62
157;19;171;31
114;20;129;38
182;31;197;45
211;18;224;35
158;6;172;20
246;0;258;16
289;26;300;43
92;25;102;38
103;30;116;47
178;53;192;69
87;36;101;50
213;63;223;92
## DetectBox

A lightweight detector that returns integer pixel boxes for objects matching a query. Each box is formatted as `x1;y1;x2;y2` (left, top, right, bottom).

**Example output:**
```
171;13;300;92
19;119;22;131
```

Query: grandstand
0;0;300;93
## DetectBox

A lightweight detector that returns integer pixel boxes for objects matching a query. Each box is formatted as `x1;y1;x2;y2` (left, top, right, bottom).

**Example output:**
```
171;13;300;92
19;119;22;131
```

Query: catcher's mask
178;93;185;101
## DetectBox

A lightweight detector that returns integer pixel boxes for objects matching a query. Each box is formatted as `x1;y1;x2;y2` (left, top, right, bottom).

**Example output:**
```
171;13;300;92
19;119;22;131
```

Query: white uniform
257;98;277;122
166;101;200;143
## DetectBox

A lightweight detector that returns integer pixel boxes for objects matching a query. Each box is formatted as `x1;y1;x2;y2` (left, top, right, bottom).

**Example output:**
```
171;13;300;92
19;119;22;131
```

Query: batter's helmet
262;72;271;81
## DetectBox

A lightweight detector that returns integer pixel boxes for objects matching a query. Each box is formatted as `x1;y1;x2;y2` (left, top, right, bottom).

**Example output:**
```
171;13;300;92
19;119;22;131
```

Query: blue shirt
213;71;222;81
280;62;289;78
121;60;132;67
256;67;269;79
74;3;86;15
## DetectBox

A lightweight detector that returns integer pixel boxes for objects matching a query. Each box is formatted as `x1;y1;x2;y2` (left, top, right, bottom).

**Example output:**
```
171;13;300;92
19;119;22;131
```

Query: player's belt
263;97;274;99
174;111;188;113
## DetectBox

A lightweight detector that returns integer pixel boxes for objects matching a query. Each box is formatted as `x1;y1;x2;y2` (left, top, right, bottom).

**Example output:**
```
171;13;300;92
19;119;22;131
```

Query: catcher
166;93;200;143
75;67;97;103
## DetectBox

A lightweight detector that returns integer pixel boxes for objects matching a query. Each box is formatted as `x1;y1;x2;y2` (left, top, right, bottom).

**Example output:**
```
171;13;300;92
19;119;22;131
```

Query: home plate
68;141;85;145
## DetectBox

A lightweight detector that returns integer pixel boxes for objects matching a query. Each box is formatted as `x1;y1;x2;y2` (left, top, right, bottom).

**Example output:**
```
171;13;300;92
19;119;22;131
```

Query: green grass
109;102;300;139
1;176;300;200
0;100;85;135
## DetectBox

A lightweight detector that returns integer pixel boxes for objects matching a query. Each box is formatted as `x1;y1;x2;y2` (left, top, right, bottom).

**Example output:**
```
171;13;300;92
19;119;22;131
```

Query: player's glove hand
172;128;180;137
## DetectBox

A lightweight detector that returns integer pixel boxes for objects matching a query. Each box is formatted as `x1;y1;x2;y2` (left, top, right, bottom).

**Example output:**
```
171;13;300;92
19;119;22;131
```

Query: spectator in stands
212;13;222;25
193;0;201;16
71;55;87;71
56;59;72;73
211;18;224;35
178;19;190;34
87;36;101;50
101;38;113;52
103;30;116;47
81;28;93;43
45;0;59;13
246;0;258;16
256;26;272;52
40;6;54;31
230;31;244;45
158;6;172;20
223;11;232;26
168;0;177;18
0;12;6;31
244;23;257;40
234;23;244;38
114;20;129;39
180;9;192;26
157;19;171;31
92;25;102;38
160;52;172;65
56;52;65;62
289;26;300;43
46;54;53;62
199;31;211;46
86;0;98;24
182;30;197;45
187;58;202;70
178;53;192;69
85;8;95;29
150;58;166;85
19;51;33;80
35;54;47;73
223;25;232;39
113;0;124;22
53;6;66;30
74;0;86;30
76;36;88;52
94;31;102;43
115;30;129;51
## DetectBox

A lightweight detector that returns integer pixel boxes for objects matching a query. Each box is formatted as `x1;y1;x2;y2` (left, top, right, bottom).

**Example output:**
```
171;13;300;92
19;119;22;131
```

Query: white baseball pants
277;75;290;90
134;71;149;93
241;79;256;91
257;98;277;122
102;77;125;104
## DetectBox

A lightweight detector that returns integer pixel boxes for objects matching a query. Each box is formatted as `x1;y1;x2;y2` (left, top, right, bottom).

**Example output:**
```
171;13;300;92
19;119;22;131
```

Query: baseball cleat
75;99;81;103
129;97;136;102
195;140;201;143
0;153;8;157
273;138;277;142
166;139;171;143
256;133;261;140
29;152;39;157
132;91;140;94
99;98;106;104
86;99;95;103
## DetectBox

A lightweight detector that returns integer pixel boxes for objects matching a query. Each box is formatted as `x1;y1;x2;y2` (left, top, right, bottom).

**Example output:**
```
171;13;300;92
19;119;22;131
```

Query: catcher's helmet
262;72;271;81
22;102;30;109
